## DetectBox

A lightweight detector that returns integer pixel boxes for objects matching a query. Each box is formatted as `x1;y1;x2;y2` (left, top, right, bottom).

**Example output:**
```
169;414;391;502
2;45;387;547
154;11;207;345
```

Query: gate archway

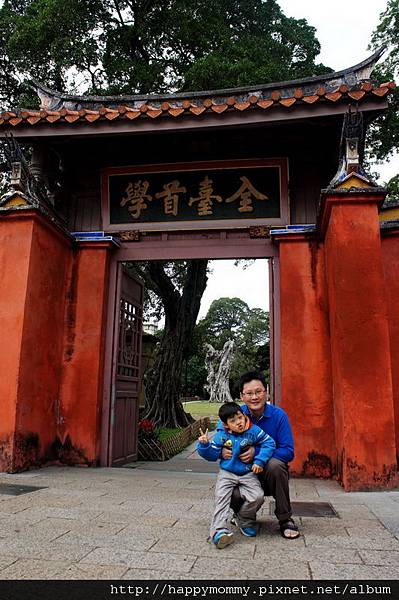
0;51;398;490
101;233;279;468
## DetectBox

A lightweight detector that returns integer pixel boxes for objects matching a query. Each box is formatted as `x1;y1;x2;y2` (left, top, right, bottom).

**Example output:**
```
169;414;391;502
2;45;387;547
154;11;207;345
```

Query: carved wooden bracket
249;226;271;238
115;230;141;242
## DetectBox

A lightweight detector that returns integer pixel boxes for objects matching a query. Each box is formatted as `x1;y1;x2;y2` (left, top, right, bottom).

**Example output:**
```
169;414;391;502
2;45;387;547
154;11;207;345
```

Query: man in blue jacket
223;371;299;539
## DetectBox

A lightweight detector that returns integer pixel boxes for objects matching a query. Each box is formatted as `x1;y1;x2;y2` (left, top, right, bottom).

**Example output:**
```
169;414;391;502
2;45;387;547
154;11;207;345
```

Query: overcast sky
198;0;397;320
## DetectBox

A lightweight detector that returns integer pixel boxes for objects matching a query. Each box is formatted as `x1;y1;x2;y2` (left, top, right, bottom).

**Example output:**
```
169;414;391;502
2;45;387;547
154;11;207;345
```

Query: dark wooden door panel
110;267;143;467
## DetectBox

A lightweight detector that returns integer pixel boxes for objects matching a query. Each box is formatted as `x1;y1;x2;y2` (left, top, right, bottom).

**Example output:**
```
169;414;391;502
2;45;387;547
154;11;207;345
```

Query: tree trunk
205;340;234;402
143;259;208;427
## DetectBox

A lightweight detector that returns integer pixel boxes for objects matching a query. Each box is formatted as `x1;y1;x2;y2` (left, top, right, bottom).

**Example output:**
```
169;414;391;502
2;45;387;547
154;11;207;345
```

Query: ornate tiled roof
0;49;394;128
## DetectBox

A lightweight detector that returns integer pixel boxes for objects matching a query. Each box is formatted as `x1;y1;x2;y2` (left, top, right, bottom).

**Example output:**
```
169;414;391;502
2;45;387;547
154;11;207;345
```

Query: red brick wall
278;237;336;478
381;231;399;465
0;212;71;471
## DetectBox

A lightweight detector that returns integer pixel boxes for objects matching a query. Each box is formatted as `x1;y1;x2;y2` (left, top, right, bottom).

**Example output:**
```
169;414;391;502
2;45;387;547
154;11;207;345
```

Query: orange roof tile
0;50;394;130
0;80;393;129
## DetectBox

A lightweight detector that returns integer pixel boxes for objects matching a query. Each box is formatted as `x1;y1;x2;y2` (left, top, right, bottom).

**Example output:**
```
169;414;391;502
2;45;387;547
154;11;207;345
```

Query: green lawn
157;403;222;441
182;400;223;424
158;427;181;441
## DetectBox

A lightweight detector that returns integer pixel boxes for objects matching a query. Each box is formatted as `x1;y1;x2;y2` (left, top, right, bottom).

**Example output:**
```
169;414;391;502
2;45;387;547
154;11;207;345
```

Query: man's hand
221;447;232;459
252;464;263;474
198;427;209;444
239;446;255;463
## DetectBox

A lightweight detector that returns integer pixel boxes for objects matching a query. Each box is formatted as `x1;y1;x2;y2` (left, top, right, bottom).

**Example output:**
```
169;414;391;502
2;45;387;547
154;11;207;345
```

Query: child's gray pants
210;469;264;537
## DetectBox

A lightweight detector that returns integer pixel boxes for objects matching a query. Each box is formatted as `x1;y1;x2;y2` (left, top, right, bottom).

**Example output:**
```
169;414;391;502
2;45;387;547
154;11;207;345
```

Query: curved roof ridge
33;47;385;110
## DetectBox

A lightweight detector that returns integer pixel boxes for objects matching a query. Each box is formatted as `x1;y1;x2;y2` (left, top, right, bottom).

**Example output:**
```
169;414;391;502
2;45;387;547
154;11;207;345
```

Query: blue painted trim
270;225;316;236
380;219;399;229
71;231;105;238
286;224;316;230
71;231;121;247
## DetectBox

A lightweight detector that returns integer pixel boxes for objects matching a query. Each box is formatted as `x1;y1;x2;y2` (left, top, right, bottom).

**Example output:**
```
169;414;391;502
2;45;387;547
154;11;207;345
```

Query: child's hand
252;464;263;474
198;427;209;444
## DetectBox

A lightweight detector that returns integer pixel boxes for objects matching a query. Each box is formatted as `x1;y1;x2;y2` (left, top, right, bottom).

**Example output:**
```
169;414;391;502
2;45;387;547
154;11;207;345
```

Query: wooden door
110;266;143;466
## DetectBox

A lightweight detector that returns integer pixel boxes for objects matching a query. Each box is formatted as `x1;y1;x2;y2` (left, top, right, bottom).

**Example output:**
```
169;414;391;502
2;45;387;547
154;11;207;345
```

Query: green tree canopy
200;297;250;347
0;1;325;426
185;297;269;398
368;0;399;191
0;0;330;108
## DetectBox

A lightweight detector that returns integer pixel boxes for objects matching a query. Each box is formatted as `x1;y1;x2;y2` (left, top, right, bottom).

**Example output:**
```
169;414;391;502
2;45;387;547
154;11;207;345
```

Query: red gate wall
0;211;71;471
381;230;399;464
58;243;111;465
0;203;398;491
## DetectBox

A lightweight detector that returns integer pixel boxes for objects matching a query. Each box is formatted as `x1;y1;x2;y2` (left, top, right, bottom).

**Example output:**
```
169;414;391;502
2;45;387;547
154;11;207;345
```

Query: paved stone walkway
0;443;398;580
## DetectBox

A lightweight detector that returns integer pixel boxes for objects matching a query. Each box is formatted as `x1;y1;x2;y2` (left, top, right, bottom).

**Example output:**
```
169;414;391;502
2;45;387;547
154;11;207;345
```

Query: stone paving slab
2;539;96;562
357;549;399;565
124;500;196;512
60;531;159;552
0;498;41;514
80;548;197;573
144;489;210;501
0;464;397;580
18;506;104;521
309;560;396;580
0;511;45;526
95;512;178;527
82;498;152;512
302;533;399;551
192;555;310;579
56;563;128;580
0;524;71;544
113;524;176;539
120;569;247;581
132;460;218;474
301;517;385;529
156;526;211;542
0;558;70;580
169;516;212;531
254;545;363;565
0;555;18;570
376;516;399;540
333;505;378;520
149;537;256;560
1;495;84;510
30;518;127;536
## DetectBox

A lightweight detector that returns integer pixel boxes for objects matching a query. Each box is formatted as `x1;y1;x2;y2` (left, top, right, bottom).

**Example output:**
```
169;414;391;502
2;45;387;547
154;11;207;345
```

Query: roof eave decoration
0;132;65;226
33;47;387;111
0;48;394;128
326;107;380;193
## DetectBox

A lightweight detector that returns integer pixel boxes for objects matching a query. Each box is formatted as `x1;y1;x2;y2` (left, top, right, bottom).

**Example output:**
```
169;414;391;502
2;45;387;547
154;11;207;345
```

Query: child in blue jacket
197;402;275;549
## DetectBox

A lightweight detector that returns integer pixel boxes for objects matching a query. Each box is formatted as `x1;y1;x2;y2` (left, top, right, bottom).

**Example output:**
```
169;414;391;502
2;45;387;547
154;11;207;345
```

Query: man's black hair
239;371;267;392
218;401;244;424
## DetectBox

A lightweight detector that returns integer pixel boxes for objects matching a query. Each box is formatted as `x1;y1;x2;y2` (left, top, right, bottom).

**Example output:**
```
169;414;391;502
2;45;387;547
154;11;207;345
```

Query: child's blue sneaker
212;530;234;549
239;526;257;537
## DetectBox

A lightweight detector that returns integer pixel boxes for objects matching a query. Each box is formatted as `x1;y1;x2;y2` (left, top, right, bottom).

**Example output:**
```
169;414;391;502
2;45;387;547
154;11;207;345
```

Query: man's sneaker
239;526;257;537
212;530;234;549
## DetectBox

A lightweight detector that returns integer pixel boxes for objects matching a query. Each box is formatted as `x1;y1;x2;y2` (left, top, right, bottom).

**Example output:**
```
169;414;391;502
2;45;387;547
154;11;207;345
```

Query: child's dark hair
219;402;244;423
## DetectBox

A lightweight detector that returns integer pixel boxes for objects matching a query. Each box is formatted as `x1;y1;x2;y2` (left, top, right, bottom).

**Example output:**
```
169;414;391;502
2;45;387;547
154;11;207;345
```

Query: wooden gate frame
100;234;280;466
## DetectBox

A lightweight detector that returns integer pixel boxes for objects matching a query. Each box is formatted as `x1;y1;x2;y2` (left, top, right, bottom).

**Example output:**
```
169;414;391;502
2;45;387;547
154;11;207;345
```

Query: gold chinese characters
120;174;269;219
189;176;222;216
155;180;187;216
225;176;268;212
120;180;152;218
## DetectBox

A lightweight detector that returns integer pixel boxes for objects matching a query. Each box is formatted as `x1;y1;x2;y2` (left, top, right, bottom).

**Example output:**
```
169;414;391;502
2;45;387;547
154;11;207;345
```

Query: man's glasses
242;389;265;398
